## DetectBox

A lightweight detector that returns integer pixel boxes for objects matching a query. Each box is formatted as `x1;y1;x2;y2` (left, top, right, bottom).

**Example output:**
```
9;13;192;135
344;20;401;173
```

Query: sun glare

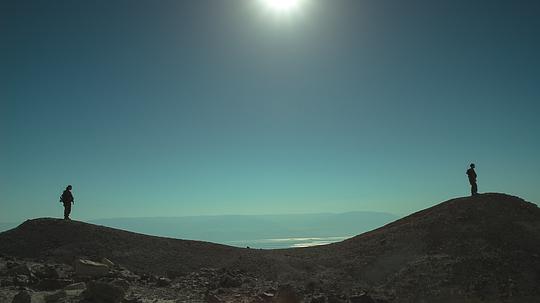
261;0;303;14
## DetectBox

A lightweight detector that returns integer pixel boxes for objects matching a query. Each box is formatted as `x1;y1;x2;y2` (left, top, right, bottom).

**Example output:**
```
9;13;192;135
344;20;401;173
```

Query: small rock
215;287;226;294
276;284;301;303
44;290;67;303
116;269;140;281
259;292;275;299
349;293;375;303
64;282;86;290
111;278;130;291
11;290;31;303
85;281;125;303
156;276;171;287
0;277;12;287
311;294;327;303
327;295;347;303
206;293;223;303
123;297;143;303
139;273;151;281
13;275;29;286
101;257;115;268
32;265;60;279
74;259;109;277
305;280;320;293
219;274;242;288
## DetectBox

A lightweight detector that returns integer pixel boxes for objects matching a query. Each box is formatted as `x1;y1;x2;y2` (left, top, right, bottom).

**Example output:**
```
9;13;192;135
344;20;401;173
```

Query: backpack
60;190;69;203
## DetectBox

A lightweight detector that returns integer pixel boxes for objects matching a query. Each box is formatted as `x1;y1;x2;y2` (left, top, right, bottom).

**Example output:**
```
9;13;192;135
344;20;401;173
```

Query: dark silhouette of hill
1;193;539;302
0;217;247;276
281;193;540;302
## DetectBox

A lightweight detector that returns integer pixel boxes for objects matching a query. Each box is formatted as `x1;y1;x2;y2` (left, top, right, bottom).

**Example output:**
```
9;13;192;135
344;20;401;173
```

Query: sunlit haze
260;0;304;13
1;0;539;224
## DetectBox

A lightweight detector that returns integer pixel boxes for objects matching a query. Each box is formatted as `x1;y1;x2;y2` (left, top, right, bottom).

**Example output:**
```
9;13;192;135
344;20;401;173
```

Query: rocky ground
0;255;384;303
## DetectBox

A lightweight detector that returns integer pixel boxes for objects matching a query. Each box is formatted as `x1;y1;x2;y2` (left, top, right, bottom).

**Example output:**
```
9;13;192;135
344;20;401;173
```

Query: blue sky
1;0;539;222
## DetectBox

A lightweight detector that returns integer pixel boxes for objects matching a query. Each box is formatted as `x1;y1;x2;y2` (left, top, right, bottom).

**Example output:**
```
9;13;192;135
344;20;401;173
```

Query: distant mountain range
89;211;398;247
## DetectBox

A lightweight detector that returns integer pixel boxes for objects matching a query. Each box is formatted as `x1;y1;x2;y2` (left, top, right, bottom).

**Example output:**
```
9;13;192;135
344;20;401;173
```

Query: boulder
44;290;67;303
32;265;60;279
11;290;31;303
85;281;126;303
74;259;109;277
276;284;301;303
7;263;31;276
53;264;73;279
35;278;74;291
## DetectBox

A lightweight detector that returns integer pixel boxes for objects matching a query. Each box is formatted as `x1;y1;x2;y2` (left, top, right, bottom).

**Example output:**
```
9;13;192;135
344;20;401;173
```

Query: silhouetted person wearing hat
466;164;478;196
60;185;74;220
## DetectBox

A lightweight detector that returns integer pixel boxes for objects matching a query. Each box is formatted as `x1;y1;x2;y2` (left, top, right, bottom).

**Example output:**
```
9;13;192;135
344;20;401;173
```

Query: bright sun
261;0;303;13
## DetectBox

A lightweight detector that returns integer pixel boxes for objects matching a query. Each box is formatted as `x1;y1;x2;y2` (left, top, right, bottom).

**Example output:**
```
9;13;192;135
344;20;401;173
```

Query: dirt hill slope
0;218;246;276
273;193;540;302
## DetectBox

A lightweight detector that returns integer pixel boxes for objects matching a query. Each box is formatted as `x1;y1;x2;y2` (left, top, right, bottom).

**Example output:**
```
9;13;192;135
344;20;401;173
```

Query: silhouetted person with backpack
466;164;478;196
60;185;74;220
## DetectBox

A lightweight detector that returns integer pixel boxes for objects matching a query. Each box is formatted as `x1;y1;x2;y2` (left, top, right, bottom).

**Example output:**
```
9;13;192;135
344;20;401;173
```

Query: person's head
66;185;72;190
470;163;475;168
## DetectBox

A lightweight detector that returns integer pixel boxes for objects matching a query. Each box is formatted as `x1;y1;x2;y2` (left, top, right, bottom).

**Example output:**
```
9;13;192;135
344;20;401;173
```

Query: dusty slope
1;193;539;302
274;193;540;301
0;218;247;276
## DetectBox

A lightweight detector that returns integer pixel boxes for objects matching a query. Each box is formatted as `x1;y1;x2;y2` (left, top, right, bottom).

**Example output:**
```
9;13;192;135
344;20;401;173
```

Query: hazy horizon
0;210;399;224
0;211;399;248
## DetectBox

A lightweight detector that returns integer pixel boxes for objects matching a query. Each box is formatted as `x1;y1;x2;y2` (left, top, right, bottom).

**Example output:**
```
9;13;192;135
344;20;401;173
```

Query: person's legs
471;182;478;196
64;202;71;219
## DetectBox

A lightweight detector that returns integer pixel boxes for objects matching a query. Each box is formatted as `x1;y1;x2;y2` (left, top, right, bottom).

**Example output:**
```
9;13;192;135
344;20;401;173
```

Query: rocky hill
281;193;540;302
0;217;244;276
1;193;539;303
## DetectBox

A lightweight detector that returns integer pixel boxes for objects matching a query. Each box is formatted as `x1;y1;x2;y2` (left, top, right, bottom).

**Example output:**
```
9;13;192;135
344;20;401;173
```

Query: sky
1;0;539;223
